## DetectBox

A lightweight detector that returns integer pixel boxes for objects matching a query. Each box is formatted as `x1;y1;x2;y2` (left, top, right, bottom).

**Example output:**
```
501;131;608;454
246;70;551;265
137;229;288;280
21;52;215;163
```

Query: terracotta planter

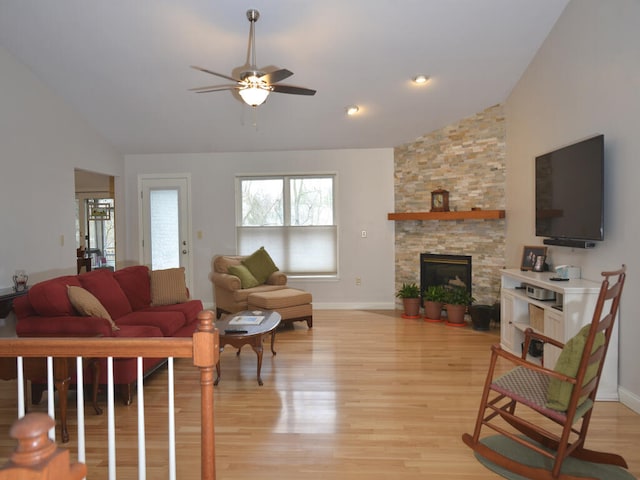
424;301;444;321
445;304;467;326
402;298;421;318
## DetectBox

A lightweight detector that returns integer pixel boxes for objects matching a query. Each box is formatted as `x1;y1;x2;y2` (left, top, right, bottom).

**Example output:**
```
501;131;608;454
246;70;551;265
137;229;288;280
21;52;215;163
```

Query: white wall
0;47;123;287
124;150;396;309
505;0;640;410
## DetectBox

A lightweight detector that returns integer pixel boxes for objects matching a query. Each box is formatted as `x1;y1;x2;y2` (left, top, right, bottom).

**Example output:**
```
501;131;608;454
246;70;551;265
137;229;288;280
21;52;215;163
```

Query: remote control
224;329;248;334
549;277;569;281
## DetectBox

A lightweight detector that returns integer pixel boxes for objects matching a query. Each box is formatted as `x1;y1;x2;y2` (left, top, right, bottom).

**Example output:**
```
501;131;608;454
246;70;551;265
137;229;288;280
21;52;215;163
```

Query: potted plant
443;287;475;326
423;284;446;322
396;282;421;318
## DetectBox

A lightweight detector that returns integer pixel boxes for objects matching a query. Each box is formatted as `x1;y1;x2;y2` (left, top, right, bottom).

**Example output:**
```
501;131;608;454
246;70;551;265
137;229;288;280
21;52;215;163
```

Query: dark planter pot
402;298;421;318
445;304;467;326
424;301;444;321
470;304;494;331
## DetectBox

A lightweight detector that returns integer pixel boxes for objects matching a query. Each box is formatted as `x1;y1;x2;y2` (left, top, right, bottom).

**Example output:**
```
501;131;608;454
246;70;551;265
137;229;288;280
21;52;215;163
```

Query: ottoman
247;288;313;328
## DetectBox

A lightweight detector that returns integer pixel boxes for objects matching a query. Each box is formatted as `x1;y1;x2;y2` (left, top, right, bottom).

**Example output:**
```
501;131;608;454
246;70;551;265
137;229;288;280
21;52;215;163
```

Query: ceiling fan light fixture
239;86;270;106
412;74;430;85
346;105;360;116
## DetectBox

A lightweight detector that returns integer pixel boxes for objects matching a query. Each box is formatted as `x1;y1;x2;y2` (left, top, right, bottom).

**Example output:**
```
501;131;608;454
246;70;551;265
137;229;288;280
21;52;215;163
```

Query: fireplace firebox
420;254;472;300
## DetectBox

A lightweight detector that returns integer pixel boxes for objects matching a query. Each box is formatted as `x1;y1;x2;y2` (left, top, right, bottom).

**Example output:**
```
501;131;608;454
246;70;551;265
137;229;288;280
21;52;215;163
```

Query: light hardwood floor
1;309;639;479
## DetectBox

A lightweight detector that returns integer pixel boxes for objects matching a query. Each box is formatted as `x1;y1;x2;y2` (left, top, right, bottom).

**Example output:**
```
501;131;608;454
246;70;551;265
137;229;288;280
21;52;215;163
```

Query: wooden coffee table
214;310;281;386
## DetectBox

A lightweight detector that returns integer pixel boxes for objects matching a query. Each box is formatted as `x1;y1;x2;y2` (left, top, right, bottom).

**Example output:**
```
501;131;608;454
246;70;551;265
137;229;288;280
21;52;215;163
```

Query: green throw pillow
228;264;260;289
546;324;605;411
241;247;279;285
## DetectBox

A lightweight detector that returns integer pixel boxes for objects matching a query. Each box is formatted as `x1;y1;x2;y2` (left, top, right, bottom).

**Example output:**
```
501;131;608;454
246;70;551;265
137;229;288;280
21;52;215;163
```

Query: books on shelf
229;315;265;326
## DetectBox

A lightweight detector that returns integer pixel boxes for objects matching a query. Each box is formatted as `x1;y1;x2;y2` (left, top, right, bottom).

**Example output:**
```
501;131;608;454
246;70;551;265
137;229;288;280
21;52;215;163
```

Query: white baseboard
312;302;395;310
206;302;396;312
619;386;640;414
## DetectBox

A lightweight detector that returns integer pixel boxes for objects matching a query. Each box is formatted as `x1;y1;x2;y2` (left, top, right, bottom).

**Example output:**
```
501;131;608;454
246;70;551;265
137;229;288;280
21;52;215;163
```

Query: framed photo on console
521;245;547;271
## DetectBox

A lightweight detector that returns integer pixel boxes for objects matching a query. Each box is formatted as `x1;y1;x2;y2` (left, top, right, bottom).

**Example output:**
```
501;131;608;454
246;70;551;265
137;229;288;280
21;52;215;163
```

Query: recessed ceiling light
346;105;360;116
412;75;430;84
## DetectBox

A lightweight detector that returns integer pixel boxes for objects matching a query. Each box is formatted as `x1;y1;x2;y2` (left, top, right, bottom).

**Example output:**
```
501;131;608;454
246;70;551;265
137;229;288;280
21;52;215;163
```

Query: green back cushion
241;247;279;284
546;324;605;411
228;264;260;289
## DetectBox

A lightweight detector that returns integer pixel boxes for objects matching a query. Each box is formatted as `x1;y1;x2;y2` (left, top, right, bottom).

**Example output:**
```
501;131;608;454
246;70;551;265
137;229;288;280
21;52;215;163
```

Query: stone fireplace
392;104;506;306
420;253;472;298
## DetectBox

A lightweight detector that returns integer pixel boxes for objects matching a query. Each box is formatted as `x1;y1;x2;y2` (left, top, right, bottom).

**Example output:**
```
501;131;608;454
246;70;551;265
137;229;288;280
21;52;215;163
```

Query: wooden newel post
0;412;86;479
192;309;220;480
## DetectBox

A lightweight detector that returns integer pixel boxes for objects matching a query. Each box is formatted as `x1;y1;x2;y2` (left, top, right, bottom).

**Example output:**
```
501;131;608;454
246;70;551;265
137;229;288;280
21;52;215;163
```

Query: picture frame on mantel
520;245;547;271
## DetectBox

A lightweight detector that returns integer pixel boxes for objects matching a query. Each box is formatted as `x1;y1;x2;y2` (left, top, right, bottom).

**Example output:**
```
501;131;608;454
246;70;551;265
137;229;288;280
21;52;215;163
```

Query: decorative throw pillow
67;285;120;331
546;324;605;411
150;267;188;306
228;264;260;289
241;247;279;285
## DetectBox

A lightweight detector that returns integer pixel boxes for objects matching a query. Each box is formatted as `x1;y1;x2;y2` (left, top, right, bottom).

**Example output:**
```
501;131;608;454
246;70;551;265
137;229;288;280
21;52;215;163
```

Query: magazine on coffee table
229;315;265;326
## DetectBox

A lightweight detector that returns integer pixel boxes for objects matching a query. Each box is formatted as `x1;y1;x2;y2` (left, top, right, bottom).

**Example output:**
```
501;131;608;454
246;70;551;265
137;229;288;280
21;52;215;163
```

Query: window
237;175;337;276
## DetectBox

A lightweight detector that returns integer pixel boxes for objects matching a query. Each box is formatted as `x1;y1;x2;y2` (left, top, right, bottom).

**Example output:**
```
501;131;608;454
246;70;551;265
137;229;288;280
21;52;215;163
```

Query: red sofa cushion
15;315;115;338
27;276;82;317
113;266;152;310
115;311;186;337
139;300;203;326
79;269;132;320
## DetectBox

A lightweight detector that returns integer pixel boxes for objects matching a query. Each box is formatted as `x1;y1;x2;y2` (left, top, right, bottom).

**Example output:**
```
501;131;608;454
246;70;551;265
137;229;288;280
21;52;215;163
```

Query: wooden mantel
387;209;505;221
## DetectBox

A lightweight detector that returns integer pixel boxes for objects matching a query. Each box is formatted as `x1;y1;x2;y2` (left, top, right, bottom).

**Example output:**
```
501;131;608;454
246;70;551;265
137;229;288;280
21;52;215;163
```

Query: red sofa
13;265;203;405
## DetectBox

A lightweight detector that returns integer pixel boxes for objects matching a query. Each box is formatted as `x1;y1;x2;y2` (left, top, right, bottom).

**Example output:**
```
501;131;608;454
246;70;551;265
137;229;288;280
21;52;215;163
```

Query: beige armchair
211;254;288;318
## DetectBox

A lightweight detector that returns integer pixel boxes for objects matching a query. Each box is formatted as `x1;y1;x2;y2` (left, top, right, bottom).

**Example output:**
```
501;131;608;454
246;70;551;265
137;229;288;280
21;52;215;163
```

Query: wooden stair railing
0;413;86;479
0;309;220;480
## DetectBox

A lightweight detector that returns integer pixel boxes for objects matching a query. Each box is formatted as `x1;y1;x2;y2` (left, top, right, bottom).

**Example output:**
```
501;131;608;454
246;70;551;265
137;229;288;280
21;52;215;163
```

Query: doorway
139;174;193;290
75;169;116;271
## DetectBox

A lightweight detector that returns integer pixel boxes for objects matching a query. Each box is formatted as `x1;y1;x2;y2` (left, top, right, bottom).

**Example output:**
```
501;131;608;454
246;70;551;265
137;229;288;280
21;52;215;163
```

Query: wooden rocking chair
462;265;627;480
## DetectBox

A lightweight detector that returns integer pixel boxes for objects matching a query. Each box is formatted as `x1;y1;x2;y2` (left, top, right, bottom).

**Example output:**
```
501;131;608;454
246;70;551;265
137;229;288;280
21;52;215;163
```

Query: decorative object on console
430;188;449;212
554;265;581;280
520;245;547;271
12;270;28;292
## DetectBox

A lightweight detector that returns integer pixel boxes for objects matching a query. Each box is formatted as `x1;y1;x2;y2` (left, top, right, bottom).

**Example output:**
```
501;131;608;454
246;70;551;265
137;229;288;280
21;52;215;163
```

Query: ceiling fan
190;9;316;107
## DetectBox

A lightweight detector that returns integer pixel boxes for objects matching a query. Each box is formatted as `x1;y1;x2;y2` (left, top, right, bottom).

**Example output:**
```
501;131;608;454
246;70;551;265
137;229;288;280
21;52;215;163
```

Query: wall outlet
361;230;367;238
355;277;362;286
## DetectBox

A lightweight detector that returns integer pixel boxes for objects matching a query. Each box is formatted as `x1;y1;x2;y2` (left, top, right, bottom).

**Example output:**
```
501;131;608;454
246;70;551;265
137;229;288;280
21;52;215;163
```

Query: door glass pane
150;189;179;269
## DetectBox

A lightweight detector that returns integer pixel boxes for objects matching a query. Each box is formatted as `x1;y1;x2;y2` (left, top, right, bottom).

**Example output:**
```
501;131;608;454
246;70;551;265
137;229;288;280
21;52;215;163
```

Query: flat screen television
535;134;604;246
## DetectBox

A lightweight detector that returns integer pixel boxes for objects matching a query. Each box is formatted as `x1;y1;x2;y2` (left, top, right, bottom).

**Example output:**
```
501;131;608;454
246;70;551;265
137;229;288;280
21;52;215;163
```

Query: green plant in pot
443;286;475;326
396;282;421;318
423;284;446;321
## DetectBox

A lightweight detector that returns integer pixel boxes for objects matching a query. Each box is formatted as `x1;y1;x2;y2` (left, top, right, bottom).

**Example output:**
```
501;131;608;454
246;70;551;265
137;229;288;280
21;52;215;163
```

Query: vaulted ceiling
0;1;568;154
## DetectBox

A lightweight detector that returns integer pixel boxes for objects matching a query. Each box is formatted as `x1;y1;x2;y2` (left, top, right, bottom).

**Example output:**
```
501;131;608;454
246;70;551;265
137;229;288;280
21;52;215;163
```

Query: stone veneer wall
393;104;506;305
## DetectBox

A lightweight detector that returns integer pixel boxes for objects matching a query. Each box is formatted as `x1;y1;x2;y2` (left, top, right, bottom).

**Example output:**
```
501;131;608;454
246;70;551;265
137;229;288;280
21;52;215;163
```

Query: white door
139;175;192;289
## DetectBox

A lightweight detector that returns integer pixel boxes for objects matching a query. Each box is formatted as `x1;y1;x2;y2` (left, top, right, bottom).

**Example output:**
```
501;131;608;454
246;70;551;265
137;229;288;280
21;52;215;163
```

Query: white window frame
236;174;338;277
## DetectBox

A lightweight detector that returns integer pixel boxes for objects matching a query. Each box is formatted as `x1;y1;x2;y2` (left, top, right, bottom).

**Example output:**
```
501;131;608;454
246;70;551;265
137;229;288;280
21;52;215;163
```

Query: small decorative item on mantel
430;189;450;212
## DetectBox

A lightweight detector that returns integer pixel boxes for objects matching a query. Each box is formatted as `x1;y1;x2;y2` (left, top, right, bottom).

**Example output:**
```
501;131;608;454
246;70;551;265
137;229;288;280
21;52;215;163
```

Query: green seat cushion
227;264;260;289
241;247;279;285
546;324;605;412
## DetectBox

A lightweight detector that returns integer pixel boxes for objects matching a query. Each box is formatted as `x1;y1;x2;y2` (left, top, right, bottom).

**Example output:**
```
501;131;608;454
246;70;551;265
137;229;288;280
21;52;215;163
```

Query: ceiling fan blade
190;65;240;83
271;84;317;96
260;69;293;84
190;84;239;93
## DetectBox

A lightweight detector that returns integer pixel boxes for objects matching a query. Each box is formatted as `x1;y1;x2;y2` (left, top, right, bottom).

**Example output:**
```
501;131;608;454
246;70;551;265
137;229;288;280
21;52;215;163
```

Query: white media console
500;269;618;401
